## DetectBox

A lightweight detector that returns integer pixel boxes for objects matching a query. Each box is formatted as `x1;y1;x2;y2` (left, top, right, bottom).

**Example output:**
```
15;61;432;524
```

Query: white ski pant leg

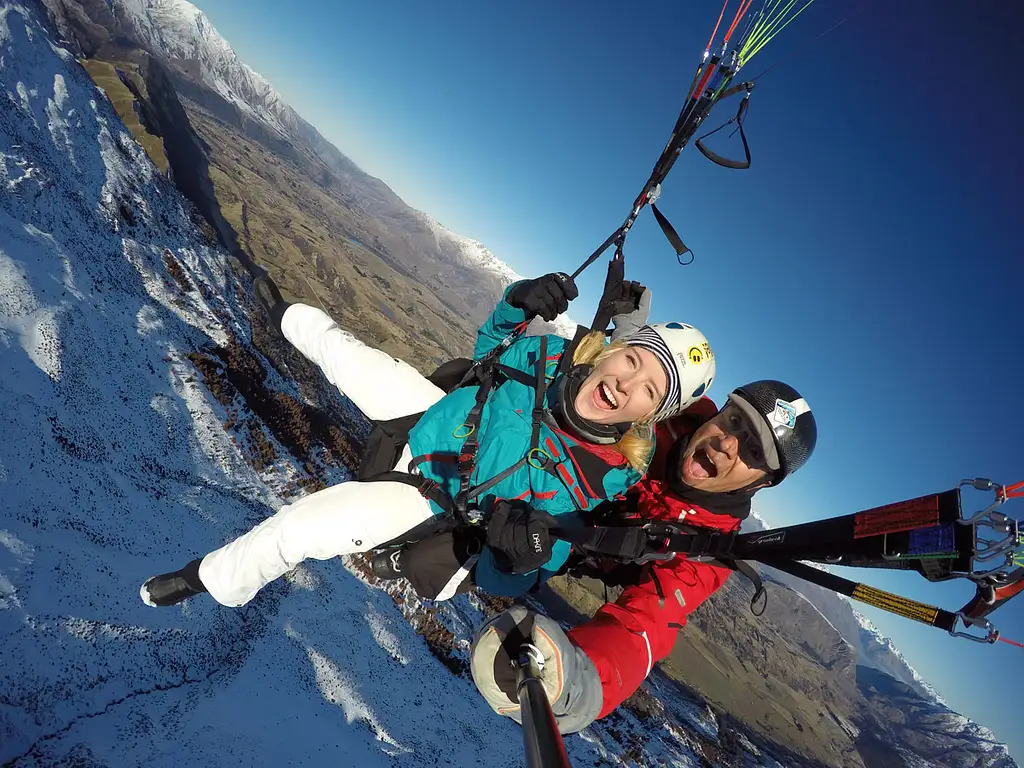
199;447;435;607
279;303;446;422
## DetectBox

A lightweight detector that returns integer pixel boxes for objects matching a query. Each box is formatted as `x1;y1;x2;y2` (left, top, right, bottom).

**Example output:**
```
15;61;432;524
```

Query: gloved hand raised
253;272;290;332
506;272;578;322
609;283;650;341
486;499;557;574
588;255;650;336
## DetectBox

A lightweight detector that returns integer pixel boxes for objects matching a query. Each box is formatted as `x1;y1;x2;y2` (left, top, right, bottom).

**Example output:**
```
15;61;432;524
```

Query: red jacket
567;398;742;718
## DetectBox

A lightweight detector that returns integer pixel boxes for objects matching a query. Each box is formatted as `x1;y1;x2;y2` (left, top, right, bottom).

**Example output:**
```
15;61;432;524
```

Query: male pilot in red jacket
470;378;818;733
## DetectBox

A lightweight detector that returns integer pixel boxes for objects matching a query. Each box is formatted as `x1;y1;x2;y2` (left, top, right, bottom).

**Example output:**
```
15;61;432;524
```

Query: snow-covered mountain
420;213;577;338
0;5;732;765
115;0;297;139
109;0;580;338
852;610;949;706
740;511;959;704
4;3;1014;765
857;665;1014;768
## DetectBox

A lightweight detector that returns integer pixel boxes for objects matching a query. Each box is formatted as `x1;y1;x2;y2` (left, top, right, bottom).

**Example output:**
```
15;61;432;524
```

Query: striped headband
623;325;679;420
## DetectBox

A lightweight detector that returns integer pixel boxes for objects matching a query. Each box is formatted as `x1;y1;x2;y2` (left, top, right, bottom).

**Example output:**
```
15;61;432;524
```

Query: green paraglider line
570;0;834;279
747;11;860;83
739;0;789;57
743;0;821;64
742;0;801;61
736;0;769;51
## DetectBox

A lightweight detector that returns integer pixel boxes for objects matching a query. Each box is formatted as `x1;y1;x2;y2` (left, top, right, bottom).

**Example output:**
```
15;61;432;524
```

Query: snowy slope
0;5;718;766
115;0;295;139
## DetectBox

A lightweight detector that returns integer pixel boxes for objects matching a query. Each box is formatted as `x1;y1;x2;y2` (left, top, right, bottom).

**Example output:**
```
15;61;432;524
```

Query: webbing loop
527;448;553;471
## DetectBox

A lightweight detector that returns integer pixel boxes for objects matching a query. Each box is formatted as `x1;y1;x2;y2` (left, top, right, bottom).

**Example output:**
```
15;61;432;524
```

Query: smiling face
573;346;668;425
677;403;772;492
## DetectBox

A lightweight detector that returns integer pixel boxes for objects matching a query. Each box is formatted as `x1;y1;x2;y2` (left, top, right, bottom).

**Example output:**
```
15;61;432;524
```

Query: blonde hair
568;331;655;472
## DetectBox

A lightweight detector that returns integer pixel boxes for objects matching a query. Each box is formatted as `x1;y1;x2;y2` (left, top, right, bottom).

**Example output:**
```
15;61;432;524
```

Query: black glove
589;255;648;333
486;500;557;574
253;273;289;332
506;272;578;322
609;284;650;340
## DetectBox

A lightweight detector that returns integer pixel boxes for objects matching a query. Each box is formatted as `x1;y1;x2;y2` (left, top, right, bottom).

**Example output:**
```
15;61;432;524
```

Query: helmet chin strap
556;365;632;446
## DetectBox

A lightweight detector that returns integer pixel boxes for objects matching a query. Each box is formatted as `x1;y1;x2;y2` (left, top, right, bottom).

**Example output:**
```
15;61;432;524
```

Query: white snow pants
198;304;446;607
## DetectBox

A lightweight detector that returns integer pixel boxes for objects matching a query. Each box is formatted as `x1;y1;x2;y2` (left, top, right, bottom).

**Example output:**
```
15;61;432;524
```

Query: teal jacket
407;285;647;596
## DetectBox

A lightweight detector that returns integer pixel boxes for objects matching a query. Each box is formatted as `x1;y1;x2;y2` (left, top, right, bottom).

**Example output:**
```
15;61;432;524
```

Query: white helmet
621;322;716;421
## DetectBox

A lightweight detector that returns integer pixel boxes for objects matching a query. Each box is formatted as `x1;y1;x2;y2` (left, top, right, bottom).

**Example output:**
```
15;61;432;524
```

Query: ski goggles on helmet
722;396;781;472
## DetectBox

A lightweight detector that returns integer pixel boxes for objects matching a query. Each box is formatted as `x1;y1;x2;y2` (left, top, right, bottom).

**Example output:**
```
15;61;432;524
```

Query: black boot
253;274;289;332
369;548;405;581
140;559;207;607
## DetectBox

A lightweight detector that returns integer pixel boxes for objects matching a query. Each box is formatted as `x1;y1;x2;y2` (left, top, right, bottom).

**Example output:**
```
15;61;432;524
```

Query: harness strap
362;470;456;518
731;559;767;616
451;364;500;523
494;364;539;388
453;336;553;524
577;490;965;567
762;557;960;634
553;523;649;560
468;457;529;501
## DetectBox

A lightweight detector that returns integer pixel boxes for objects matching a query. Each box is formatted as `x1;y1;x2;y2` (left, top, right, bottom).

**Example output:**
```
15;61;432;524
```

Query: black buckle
458;440;479;476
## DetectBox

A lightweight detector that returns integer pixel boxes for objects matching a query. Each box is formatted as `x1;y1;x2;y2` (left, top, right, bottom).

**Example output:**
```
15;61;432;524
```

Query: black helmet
727;380;817;484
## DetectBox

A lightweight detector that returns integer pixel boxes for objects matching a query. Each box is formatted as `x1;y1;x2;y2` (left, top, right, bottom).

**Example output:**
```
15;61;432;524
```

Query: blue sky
191;0;1023;757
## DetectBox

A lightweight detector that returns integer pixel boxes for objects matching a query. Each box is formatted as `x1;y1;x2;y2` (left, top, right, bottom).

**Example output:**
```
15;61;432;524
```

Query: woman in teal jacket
140;272;716;608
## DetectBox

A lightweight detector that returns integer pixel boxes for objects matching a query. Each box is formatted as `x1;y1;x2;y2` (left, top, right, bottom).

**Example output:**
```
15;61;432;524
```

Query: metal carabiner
958;478;1009;525
881;532;904;561
635;549;678;564
973;511;1018;565
948;612;999;644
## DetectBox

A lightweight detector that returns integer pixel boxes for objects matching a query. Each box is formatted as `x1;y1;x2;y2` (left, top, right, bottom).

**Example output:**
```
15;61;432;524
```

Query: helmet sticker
701;341;713;359
769;399;798;430
687;346;704;364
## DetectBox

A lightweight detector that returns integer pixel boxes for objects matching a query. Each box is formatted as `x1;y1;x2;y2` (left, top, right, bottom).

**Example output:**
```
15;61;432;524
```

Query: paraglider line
748;9;860;81
741;0;803;61
705;0;731;54
744;0;824;64
303;275;330;315
736;0;768;50
724;0;755;46
1004;480;1024;499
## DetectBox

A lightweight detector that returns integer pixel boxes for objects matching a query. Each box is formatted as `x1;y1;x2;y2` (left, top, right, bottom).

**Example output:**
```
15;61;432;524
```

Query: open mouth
689;447;718;479
592;381;619;411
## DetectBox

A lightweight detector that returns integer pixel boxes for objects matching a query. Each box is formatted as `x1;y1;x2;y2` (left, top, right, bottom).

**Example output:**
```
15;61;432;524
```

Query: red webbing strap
852;493;943;539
